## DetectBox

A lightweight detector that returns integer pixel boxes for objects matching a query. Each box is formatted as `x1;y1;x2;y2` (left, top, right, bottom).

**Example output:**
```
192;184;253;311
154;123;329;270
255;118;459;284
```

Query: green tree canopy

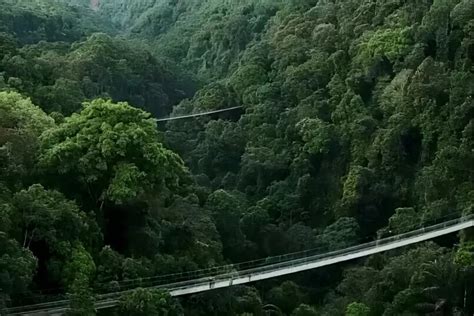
8;184;97;254
119;288;183;316
0;233;37;306
0;92;54;188
345;302;370;316
38;99;188;205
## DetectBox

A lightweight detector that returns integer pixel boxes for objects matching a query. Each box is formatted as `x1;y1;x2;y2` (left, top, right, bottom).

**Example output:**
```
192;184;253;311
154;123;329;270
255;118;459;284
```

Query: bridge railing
4;213;473;315
98;212;474;292
96;213;474;299
104;213;473;297
243;214;474;277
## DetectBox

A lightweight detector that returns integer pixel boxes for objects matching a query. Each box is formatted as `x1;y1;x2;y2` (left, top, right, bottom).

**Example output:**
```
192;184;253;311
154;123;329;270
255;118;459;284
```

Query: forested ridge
0;0;473;315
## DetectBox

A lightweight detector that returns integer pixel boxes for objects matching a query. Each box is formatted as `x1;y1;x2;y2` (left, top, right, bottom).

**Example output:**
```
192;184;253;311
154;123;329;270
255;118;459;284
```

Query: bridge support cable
156;106;243;122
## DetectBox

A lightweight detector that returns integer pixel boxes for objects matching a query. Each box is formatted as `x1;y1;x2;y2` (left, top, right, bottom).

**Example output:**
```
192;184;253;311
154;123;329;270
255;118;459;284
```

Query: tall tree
38;99;188;207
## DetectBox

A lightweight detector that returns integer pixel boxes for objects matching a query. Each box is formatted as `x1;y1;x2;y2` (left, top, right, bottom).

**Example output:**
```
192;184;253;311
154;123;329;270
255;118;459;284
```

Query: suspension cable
156;106;243;122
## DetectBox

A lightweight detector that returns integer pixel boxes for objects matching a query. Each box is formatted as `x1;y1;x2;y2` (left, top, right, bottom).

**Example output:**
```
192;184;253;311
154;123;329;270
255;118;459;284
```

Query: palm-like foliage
411;254;464;315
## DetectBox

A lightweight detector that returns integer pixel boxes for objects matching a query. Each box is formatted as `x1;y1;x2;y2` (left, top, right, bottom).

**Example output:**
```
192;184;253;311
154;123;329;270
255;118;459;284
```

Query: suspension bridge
156;106;243;122
4;214;474;315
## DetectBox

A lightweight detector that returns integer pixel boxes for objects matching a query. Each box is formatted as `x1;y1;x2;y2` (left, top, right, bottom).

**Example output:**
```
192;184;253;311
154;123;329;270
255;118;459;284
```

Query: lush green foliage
39;98;187;204
0;31;195;116
1;0;473;315
345;302;370;316
0;0;114;44
119;288;183;316
0;92;55;188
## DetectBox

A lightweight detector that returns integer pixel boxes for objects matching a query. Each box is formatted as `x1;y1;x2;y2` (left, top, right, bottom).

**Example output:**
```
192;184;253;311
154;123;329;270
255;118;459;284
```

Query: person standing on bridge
208;276;215;289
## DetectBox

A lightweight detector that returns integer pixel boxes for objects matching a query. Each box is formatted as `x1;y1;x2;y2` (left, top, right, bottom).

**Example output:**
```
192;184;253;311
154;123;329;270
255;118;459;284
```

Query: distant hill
0;0;116;44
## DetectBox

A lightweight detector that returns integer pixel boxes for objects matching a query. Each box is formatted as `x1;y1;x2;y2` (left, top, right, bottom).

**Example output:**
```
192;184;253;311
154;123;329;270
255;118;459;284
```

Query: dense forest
1;0;473;315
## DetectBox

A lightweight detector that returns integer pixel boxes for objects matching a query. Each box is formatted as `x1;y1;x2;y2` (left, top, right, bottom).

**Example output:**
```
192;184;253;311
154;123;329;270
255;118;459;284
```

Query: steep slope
0;0;473;315
95;1;474;313
96;0;287;80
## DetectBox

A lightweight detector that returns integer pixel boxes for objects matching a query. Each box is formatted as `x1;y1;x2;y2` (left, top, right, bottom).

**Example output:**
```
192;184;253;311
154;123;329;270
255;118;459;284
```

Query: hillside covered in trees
1;0;473;315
